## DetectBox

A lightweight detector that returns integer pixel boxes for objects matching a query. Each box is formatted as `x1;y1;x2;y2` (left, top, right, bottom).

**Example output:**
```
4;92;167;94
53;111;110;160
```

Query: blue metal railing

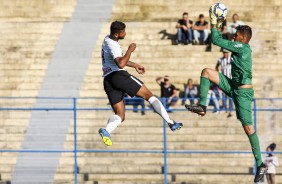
0;97;282;184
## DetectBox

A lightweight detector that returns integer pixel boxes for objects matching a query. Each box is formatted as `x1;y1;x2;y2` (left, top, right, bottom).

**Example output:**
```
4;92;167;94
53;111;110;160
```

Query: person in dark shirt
193;14;209;45
156;75;178;109
176;12;193;45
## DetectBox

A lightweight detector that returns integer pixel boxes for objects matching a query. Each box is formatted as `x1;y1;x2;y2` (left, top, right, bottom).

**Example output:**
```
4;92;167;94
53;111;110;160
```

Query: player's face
183;15;188;21
118;29;126;40
234;30;244;42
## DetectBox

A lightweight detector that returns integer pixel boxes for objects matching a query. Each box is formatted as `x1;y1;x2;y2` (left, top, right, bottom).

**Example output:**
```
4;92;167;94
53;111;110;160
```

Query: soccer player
98;21;183;146
185;6;267;182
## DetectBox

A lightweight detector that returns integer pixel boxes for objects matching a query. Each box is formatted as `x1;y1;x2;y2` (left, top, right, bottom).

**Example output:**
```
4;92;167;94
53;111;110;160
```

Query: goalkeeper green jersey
211;28;252;85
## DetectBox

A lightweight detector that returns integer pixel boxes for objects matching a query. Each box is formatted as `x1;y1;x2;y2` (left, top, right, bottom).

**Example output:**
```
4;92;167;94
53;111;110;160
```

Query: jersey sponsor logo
103;67;112;76
234;44;243;48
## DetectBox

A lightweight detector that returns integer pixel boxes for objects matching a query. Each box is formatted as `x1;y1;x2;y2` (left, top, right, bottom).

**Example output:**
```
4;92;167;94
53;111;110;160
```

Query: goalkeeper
185;5;267;182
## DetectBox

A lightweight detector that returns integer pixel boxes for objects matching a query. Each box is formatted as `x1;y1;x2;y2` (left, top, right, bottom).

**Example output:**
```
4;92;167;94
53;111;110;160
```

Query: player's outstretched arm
114;43;136;68
211;28;243;53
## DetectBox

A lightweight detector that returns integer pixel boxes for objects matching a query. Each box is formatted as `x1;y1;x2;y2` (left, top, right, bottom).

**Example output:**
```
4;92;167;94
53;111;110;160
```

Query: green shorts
218;73;254;126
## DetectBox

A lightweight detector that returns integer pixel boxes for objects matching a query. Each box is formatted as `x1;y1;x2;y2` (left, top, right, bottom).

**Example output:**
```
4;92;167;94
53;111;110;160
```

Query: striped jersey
217;56;232;79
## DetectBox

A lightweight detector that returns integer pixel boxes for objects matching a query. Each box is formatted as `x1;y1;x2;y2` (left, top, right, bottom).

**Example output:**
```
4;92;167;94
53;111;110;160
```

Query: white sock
148;96;174;124
105;115;122;134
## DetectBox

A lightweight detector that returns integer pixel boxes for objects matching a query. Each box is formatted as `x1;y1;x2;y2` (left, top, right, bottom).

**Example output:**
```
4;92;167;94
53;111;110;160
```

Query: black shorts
104;70;143;106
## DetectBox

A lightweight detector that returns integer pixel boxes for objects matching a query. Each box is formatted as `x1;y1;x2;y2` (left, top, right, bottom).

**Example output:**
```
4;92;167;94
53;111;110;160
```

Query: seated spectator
226;13;245;40
156;75;178;110
176;12;193;45
193;14;209;45
215;49;234;117
182;78;198;105
124;94;145;115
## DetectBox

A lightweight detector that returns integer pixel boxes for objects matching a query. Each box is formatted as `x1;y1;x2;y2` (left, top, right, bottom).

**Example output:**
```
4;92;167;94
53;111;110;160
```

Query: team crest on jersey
234;44;243;48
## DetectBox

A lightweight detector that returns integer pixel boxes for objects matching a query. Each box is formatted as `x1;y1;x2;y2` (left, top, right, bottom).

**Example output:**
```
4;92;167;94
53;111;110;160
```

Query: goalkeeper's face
234;31;244;43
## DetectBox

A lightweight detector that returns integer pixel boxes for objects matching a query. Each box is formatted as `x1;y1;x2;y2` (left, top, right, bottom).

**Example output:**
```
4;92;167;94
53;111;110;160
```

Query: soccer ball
212;3;227;20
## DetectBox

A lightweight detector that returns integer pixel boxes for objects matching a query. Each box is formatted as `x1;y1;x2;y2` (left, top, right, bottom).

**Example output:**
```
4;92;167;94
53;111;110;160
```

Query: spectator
265;143;279;184
176;12;193;45
124;94;145;115
215;49;234;117
226;13;245;40
182;78;198;105
156;75;178;110
206;83;220;113
193;14;209;45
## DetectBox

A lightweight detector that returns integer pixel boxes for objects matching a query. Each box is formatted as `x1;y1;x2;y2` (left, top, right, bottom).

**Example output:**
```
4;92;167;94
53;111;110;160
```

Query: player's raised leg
98;100;124;146
185;68;219;116
136;84;183;131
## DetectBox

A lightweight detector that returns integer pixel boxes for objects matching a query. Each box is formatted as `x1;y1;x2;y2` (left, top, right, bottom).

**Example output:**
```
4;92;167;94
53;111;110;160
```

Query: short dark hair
232;13;239;18
236;25;252;40
199;14;204;19
183;12;188;16
110;21;126;35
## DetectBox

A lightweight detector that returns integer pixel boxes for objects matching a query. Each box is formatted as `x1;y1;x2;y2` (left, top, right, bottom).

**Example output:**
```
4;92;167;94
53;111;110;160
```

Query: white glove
209;4;217;25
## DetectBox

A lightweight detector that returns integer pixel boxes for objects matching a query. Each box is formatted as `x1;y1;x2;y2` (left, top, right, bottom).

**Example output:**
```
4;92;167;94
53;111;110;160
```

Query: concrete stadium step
78;173;167;182
58;156;254;168
83;181;159;184
64;141;251;150
171;174;254;184
67;125;245;135
54;174;166;183
64;134;247;143
56;165;250;175
72;119;242;128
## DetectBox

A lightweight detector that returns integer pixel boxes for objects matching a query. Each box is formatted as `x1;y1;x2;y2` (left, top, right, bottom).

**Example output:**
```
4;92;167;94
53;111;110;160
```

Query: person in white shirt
98;21;183;146
265;143;279;184
226;13;245;41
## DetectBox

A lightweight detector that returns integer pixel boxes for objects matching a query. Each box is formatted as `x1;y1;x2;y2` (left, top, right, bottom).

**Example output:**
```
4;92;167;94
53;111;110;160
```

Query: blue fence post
162;98;168;184
253;98;257;175
73;98;78;184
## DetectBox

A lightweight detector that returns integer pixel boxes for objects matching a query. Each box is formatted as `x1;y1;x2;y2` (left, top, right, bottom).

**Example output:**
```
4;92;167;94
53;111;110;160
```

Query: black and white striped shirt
217;56;232;79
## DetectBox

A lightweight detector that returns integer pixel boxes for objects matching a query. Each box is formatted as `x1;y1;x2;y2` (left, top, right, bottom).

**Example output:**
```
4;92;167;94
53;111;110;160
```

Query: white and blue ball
213;3;227;20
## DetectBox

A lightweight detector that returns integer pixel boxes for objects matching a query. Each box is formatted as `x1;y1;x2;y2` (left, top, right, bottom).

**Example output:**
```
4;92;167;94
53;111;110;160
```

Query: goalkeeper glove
209;5;217;25
217;18;224;29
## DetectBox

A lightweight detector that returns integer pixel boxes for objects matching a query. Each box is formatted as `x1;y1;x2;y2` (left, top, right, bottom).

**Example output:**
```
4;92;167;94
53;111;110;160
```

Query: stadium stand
0;0;282;183
0;0;76;183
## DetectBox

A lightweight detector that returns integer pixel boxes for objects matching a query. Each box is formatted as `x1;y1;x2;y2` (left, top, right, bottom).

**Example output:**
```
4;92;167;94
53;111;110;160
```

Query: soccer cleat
98;128;112;146
254;163;267;182
168;121;183;131
185;104;207;116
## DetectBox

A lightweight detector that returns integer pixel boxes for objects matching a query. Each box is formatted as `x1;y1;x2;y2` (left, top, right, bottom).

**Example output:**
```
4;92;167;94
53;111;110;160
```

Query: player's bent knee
201;68;210;77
